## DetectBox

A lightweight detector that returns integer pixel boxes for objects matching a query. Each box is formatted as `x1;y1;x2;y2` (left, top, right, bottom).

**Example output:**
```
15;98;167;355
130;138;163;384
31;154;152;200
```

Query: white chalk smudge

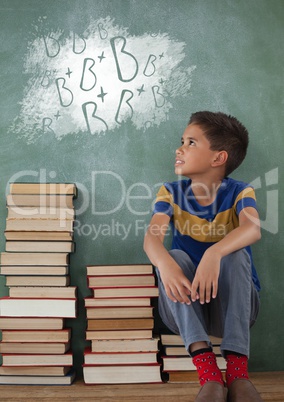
10;17;196;143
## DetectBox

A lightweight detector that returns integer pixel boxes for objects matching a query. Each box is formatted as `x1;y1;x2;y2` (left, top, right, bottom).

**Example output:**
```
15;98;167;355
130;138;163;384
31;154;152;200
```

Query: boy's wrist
205;245;223;260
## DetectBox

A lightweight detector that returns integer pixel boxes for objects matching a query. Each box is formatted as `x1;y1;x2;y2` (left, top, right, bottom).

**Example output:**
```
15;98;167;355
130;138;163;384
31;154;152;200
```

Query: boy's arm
191;206;261;304
143;213;193;305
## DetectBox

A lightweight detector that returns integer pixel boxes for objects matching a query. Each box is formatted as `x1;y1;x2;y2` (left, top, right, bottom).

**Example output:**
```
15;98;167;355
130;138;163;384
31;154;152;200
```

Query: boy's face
175;123;219;178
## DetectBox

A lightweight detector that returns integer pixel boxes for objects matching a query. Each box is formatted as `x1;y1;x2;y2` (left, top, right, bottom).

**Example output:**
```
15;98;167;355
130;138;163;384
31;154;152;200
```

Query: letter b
80;58;97;91
110;36;138;82
55;78;73;107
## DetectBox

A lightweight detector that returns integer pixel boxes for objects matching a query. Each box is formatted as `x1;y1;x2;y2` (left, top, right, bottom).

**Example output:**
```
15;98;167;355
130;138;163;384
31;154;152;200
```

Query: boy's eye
180;139;195;146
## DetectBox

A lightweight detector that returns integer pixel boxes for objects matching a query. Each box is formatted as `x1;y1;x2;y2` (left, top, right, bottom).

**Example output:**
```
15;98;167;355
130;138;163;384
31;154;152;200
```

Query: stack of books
160;333;225;383
0;182;77;385
83;264;162;384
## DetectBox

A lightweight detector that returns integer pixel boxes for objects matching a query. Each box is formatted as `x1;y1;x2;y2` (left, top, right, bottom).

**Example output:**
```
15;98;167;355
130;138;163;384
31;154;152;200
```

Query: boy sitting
144;111;263;402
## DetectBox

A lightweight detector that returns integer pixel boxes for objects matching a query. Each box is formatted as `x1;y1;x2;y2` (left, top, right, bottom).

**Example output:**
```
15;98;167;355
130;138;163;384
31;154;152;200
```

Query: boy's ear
212;150;228;167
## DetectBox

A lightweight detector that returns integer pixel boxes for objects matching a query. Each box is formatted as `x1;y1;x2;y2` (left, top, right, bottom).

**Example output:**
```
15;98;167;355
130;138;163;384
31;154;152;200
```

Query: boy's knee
222;249;250;267
221;249;251;280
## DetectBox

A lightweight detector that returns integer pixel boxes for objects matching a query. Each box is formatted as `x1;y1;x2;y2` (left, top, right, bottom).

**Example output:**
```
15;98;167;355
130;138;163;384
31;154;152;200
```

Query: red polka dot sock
192;350;224;386
225;353;249;387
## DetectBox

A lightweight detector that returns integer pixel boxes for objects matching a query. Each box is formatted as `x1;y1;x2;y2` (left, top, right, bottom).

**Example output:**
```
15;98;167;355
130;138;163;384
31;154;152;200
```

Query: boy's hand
191;250;221;304
159;263;193;305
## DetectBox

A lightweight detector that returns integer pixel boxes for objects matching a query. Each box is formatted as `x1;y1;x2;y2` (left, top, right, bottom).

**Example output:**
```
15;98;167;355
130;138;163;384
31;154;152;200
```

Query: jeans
156;248;260;357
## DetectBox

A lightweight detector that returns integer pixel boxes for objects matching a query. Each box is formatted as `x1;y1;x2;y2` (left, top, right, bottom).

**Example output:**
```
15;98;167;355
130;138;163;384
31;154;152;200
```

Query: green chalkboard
0;0;283;376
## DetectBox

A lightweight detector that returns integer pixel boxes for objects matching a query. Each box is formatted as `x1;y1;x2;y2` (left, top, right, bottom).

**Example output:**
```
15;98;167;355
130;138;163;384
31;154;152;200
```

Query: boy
144;111;263;402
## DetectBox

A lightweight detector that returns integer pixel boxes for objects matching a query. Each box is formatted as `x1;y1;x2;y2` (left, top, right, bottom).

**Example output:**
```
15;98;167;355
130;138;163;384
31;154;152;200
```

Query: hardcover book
6;206;75;220
6;194;74;209
0;341;70;354
0;265;69;276
92;286;159;299
87;318;154;331
0;297;76;318
162;355;226;371
1;329;71;343
87;274;155;288
0;252;69;266
5;231;73;241
84;348;158;365
1;351;73;366
86;329;153;340
86;264;153;276
83;363;161;384
84;297;151;307
91;337;159;353
5;219;74;232
0;317;64;330
6;276;70;287
8;286;77;299
9;183;77;196
0;370;76;385
86;306;154;319
5;241;74;253
0;365;71;376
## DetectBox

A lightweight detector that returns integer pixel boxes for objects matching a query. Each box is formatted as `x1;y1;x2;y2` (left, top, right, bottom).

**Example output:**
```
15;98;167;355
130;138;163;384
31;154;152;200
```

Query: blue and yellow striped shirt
153;177;260;291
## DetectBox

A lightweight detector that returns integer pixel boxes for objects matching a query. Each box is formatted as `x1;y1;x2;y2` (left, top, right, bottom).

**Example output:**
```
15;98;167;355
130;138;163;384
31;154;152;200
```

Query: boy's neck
189;176;224;206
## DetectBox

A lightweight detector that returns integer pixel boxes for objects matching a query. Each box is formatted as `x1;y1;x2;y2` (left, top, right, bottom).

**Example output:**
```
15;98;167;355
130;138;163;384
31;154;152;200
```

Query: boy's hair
188;111;249;176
